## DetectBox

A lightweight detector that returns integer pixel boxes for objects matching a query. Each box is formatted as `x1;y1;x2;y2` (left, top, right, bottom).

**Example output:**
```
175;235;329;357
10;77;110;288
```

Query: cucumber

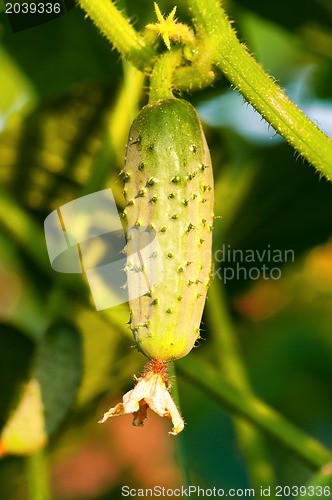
123;98;214;362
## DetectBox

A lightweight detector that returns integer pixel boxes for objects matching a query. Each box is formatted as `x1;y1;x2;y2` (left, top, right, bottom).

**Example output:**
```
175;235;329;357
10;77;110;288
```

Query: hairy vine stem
78;0;332;180
148;49;182;102
186;0;332;179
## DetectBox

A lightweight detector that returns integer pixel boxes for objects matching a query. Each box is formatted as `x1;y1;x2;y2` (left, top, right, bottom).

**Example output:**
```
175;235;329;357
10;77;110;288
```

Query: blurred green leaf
0;47;36;125
0;321;82;455
0;85;115;216
76;308;142;408
34;321;82;436
0;7;120;100
0;230;48;340
0;325;34;431
0;379;47;456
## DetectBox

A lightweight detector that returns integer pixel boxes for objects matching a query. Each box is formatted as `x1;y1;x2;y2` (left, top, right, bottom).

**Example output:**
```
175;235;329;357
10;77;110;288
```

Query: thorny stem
186;0;332;179
78;0;332;179
178;355;332;470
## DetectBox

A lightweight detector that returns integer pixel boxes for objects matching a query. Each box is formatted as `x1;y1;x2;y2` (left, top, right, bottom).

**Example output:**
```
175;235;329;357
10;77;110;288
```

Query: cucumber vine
77;0;332;180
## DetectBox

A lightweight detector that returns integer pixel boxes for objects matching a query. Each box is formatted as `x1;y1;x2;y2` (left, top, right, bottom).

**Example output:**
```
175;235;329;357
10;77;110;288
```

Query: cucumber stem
77;0;332;178
186;0;332;179
148;50;183;103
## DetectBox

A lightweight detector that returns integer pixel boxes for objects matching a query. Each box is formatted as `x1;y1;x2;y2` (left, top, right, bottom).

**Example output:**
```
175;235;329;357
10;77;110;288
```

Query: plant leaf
0;321;82;455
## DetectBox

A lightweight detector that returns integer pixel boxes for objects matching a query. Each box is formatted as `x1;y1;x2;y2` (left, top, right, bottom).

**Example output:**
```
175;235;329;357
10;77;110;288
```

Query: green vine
77;0;332;180
177;355;332;470
186;0;332;179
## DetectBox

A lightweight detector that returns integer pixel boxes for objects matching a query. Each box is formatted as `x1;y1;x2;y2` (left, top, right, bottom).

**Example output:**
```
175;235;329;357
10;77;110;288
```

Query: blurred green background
0;0;332;498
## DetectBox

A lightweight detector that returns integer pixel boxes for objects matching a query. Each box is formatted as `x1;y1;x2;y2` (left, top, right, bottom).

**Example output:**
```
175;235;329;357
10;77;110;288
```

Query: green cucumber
123;98;214;362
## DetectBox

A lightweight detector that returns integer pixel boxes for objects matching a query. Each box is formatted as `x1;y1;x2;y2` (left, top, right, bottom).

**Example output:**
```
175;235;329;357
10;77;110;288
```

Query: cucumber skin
124;99;214;362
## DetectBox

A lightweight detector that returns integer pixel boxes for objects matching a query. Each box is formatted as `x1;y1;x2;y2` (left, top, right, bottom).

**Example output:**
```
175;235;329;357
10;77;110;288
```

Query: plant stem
168;362;191;488
298;466;332;499
149;50;183;103
173;64;215;92
26;451;51;500
77;0;155;72
186;0;332;180
207;281;275;490
78;0;332;178
177;355;332;470
76;0;215;93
